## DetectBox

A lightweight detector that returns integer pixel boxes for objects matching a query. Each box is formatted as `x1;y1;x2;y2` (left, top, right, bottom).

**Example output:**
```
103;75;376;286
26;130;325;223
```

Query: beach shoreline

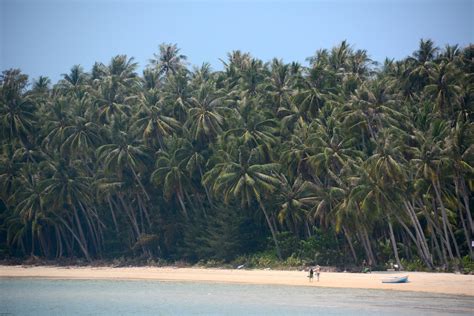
1;265;473;296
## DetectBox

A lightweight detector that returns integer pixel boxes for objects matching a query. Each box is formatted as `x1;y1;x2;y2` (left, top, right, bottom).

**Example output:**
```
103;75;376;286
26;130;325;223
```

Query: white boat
381;275;409;283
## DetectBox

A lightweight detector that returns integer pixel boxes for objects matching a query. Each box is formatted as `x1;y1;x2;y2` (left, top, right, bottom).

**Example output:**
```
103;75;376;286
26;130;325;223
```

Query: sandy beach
1;265;472;296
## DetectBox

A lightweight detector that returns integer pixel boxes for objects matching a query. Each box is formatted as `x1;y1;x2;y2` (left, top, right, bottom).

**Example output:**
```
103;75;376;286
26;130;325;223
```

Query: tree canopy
0;41;472;270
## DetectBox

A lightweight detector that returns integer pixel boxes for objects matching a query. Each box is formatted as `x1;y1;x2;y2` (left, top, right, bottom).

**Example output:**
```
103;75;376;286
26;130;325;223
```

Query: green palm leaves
0;41;472;267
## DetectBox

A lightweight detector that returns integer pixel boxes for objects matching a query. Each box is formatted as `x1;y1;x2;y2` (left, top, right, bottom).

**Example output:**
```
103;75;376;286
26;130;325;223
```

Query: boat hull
381;275;408;283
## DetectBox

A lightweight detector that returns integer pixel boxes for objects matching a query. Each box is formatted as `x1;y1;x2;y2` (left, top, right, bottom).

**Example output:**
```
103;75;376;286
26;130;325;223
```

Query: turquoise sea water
1;278;472;315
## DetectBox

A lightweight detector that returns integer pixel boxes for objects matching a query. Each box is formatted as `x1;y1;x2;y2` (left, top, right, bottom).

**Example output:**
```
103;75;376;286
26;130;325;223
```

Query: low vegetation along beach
1;265;473;296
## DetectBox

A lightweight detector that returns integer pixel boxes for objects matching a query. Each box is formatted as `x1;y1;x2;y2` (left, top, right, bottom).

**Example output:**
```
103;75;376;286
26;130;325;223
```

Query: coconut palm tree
276;175;318;237
151;150;190;218
149;43;187;78
186;82;229;142
204;148;282;259
97;123;151;201
133;89;181;150
0;69;36;144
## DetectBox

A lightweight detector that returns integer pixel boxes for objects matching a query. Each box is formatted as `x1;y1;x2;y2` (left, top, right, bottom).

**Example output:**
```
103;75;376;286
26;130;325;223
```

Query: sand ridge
0;265;473;296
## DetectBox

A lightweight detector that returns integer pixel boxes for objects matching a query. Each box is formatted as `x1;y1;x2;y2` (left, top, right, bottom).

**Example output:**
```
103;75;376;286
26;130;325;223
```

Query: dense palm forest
1;40;472;270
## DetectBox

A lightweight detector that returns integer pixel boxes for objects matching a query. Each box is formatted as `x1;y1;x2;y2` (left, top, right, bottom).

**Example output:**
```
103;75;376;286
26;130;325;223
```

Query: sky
1;0;473;83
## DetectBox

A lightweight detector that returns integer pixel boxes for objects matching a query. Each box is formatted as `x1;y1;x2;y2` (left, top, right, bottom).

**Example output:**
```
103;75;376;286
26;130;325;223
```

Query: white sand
1;265;472;296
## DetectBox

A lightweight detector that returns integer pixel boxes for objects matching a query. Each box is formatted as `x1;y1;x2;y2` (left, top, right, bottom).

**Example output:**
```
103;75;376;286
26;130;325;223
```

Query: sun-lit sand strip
0;265;472;296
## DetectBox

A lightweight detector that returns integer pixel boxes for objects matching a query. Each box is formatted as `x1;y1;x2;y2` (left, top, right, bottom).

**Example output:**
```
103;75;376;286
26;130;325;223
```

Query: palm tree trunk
305;220;312;238
177;192;189;219
421;198;450;265
107;197;120;233
55;226;63;258
365;231;376;265
457;198;473;259
395;214;432;268
447;217;461;260
358;226;376;265
432;178;455;260
454;178;473;258
459;179;473;233
199;165;214;208
404;200;433;267
431;197;453;264
130;166;150;201
72;205;89;256
30;222;35;256
258;200;282;260
58;217;92;262
78;202;100;255
342;226;358;264
118;195;141;238
387;219;403;270
137;194;152;228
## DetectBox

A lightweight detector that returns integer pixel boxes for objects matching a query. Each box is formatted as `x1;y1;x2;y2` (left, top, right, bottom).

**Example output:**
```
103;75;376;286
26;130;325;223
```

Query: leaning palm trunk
130;166;150;201
57;217;91;262
387;219;403;270
418;202;448;266
395;213;433;269
107;197;120;233
177;191;189;219
454;179;473;258
118;195;141;239
432;178;455;261
459;179;473;233
459;205;473;259
258;201;282;260
359;226;376;265
342;226;358;263
72;205;89;257
199;165;214;208
403;200;433;267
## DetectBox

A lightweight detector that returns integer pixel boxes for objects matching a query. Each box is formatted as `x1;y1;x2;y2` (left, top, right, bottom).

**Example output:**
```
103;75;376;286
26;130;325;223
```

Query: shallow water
1;278;472;315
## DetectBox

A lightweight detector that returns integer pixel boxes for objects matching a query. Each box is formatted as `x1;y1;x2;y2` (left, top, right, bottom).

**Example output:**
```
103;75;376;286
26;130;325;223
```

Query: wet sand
0;265;472;296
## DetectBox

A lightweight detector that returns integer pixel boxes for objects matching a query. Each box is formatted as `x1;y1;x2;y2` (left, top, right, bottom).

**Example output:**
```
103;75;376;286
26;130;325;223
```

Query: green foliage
275;232;300;259
0;41;472;272
461;256;474;274
298;228;345;266
401;258;429;272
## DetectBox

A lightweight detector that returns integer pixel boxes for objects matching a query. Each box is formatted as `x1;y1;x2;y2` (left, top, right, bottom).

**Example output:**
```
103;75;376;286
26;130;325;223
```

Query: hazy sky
1;0;473;83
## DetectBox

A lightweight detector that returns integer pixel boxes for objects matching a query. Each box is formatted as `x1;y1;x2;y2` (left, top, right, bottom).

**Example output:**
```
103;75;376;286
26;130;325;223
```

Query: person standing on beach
308;268;314;282
315;265;321;282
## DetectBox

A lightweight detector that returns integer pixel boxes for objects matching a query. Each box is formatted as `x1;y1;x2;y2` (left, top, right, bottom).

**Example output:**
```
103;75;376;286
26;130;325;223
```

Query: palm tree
97;125;151;200
204;148;283;259
150;150;190;218
174;137;213;207
186;82;229;142
262;59;294;111
276;175;318;237
410;121;460;261
424;61;462;117
94;78;133;123
40;158;96;261
0;69;36;144
58;65;89;95
133;89;181;150
149;43;187;77
61;116;101;159
406;39;439;93
224;112;278;162
444;114;474;257
9;165;49;256
162;70;190;122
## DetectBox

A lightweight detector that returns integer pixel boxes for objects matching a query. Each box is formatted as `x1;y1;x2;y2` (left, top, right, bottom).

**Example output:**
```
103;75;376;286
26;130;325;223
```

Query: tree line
0;40;472;270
